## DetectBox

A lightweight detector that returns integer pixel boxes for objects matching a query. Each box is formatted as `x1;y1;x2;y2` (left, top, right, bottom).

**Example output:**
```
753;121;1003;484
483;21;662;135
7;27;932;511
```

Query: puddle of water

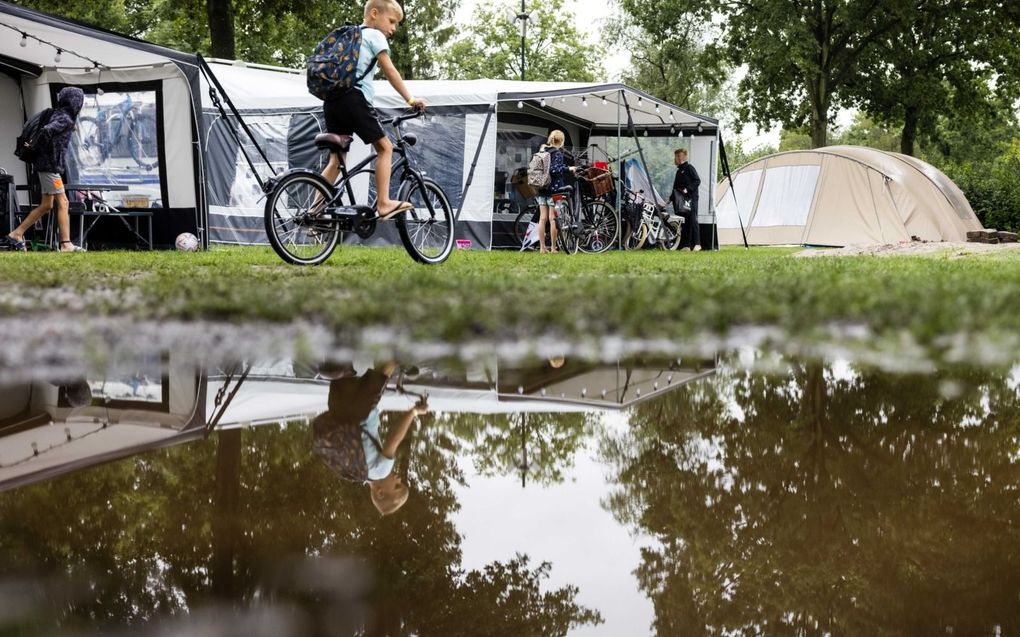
1;347;1019;635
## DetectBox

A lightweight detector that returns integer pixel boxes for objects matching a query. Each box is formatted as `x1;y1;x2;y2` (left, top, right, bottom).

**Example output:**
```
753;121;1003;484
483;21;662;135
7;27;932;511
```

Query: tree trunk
900;105;918;156
211;428;242;599
809;75;830;148
206;0;236;60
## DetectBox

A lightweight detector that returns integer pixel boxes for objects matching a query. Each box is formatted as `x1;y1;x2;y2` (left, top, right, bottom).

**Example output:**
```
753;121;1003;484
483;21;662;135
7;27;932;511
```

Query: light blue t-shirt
357;26;389;105
361;408;395;480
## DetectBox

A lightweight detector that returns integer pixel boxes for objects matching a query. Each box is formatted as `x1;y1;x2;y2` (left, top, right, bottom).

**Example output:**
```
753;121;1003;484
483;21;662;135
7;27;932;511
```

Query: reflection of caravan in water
0;355;205;492
0;354;713;491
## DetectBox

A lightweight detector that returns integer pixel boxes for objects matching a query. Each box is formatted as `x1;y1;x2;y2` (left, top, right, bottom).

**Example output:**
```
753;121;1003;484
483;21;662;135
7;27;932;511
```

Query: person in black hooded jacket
2;86;86;252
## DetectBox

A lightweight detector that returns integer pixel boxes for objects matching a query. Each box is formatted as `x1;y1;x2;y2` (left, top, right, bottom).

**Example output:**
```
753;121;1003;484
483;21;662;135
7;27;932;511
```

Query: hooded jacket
34;86;84;174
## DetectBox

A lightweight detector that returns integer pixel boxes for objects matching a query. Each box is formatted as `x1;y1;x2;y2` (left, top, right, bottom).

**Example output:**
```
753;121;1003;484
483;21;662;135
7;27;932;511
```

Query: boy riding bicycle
318;0;426;220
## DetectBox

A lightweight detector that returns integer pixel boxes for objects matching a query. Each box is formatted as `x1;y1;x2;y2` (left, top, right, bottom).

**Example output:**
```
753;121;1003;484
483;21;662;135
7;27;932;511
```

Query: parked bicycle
620;187;682;250
75;94;158;171
262;110;455;265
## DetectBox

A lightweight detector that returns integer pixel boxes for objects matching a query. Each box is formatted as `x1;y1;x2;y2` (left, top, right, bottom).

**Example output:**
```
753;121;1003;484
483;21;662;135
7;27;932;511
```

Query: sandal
60;240;86;252
376;200;414;220
0;235;27;252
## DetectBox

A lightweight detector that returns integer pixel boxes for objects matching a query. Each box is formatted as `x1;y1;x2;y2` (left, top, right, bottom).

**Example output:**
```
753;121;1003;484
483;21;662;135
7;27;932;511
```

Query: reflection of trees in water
0;420;601;635
441;411;602;486
602;359;1020;635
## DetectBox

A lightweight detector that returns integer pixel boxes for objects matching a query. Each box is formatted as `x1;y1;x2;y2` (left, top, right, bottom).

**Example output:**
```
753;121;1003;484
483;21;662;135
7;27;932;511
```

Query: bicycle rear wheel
397;178;455;264
514;206;540;251
264;172;341;266
578;201;619;254
557;205;580;254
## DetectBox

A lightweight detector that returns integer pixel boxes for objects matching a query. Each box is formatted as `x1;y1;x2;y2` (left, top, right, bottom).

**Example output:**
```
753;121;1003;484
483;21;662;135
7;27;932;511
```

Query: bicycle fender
261;168;328;195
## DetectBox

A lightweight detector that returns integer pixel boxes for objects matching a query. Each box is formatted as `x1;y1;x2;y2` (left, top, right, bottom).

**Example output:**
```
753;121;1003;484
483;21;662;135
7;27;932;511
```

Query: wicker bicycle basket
579;167;615;198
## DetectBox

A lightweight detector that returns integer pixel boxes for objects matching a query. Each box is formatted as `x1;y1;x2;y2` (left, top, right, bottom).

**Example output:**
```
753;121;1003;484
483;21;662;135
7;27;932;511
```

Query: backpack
312;414;385;483
527;150;551;188
14;108;53;163
306;24;378;100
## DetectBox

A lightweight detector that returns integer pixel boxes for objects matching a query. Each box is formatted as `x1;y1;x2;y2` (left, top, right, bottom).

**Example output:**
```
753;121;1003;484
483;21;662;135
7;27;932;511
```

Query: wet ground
1;345;1019;635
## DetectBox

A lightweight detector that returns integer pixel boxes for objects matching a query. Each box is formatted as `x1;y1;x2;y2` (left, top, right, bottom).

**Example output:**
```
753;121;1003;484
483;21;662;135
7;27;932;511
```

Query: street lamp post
509;1;536;81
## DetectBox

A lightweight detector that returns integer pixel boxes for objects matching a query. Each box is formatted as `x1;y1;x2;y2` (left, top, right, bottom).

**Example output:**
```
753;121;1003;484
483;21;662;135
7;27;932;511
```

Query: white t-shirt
358;27;389;105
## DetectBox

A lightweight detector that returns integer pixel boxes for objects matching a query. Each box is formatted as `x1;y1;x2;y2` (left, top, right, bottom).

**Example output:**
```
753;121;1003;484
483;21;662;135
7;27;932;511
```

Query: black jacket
33;86;84;174
671;161;701;202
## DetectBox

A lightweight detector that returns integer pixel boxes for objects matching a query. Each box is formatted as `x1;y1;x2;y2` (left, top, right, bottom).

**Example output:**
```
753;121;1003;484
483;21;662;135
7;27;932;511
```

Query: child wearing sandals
535;130;575;254
317;0;426;220
2;87;86;252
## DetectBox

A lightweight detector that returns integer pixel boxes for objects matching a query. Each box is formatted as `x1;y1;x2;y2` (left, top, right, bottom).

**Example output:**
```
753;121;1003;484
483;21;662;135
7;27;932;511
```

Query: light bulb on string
669;110;674;120
517;101;524;109
643;128;648;137
601;95;607;105
670;126;676;135
637;96;642;106
582;96;588;107
560;96;566;103
655;103;660;113
54;49;62;63
540;97;546;107
20;32;28;47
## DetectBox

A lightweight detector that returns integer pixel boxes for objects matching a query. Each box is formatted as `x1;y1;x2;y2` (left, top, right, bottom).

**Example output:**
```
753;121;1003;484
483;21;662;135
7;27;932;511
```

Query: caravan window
68;89;164;209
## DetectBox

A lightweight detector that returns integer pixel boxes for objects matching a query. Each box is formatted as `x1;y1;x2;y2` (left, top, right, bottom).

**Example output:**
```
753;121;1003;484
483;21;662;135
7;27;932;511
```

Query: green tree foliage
13;0;457;76
438;0;603;82
601;357;1020;634
607;1;731;118
0;419;601;635
851;0;1020;157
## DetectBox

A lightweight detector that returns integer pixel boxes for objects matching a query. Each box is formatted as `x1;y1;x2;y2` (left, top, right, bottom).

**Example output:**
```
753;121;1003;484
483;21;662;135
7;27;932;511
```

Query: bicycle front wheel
578;201;619;254
622;219;649;250
659;218;683;250
397;178;456;264
264;172;341;266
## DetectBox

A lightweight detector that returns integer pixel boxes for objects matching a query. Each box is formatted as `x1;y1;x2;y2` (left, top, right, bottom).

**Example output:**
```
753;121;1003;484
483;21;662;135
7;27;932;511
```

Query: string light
54;49;62;63
582;96;588;107
540;97;546;107
637;96;642;106
20;32;27;47
655;103;660;113
517;101;524;109
1;22;107;69
560;96;566;103
697;122;704;133
669;110;675;120
601;95;607;105
670;125;676;135
643;128;648;137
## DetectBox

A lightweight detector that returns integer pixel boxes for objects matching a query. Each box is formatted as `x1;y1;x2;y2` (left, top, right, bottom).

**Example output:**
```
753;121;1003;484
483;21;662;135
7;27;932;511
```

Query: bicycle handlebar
379;109;425;127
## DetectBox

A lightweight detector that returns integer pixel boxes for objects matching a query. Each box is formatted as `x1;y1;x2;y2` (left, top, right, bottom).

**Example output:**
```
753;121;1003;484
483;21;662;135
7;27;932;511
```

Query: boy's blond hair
546;130;565;148
365;0;404;20
371;481;410;515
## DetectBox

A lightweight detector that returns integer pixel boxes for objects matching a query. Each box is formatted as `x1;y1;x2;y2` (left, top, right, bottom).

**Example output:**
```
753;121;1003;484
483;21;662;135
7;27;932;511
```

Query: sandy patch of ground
794;241;1020;258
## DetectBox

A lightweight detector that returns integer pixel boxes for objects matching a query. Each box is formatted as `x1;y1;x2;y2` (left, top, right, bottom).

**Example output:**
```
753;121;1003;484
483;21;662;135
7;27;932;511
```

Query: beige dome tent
715;146;982;246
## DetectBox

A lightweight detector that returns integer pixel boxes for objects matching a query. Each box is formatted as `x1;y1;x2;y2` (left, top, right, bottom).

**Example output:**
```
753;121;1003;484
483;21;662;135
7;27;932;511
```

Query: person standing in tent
315;0;426;220
2;86;86;252
312;361;429;516
671;148;701;251
535;130;575;254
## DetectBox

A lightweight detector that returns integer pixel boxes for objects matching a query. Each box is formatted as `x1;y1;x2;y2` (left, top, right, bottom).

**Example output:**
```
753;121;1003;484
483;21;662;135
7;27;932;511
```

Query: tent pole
719;135;749;249
455;105;495;243
197;55;276;188
616;90;622;247
620;93;656;202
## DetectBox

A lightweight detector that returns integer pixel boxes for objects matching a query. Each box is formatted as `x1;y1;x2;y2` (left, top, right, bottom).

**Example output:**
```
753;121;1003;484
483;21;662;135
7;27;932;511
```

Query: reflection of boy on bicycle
317;0;426;220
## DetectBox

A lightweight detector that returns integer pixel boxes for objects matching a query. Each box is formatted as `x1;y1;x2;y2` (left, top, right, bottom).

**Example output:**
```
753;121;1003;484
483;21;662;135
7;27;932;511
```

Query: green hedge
941;141;1020;233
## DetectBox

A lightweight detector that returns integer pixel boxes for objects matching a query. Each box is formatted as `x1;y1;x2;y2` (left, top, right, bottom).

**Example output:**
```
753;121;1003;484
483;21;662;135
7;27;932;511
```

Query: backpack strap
352;26;379;88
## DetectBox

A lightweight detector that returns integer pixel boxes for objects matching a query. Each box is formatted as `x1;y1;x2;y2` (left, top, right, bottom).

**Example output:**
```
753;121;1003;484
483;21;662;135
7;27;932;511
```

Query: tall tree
852;0;1020;156
439;0;604;82
626;0;906;148
387;0;460;80
606;3;730;118
206;0;235;59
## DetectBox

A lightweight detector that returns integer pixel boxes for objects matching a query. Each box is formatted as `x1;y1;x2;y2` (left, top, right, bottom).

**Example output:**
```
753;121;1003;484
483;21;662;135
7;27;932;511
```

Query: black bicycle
620;187;682;251
263;111;455;265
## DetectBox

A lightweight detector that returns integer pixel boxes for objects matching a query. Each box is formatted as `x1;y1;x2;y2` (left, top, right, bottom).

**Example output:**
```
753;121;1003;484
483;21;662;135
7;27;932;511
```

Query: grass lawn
1;246;1019;353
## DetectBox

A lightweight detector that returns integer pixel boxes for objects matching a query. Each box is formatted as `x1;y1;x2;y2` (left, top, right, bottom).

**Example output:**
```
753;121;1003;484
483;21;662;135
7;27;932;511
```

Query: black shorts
326;369;389;423
323;90;386;145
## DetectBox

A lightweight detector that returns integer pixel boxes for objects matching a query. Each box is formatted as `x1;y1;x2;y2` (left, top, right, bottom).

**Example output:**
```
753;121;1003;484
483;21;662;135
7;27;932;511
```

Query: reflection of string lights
0;21;108;69
0;422;109;469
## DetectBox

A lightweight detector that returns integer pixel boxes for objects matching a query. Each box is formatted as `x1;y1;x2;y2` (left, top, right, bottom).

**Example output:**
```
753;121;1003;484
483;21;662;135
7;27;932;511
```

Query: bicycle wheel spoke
398;180;455;264
264;174;340;265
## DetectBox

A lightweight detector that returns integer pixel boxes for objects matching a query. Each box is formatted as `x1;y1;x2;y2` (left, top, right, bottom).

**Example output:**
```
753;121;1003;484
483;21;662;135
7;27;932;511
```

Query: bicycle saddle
314;133;353;154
